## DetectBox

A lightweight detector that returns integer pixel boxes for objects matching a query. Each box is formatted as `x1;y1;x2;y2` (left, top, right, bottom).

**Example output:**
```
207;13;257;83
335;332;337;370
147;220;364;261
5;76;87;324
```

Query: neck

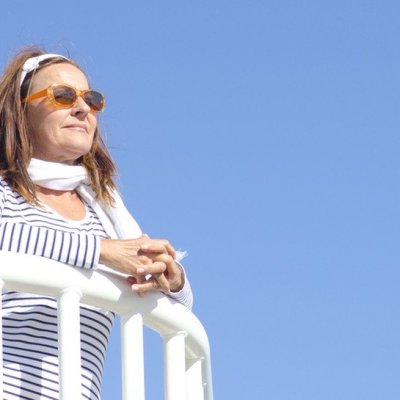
35;185;76;195
35;185;86;221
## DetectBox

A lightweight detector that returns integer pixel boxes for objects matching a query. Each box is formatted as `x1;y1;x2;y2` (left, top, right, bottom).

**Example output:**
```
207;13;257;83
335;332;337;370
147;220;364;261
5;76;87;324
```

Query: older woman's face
26;63;97;164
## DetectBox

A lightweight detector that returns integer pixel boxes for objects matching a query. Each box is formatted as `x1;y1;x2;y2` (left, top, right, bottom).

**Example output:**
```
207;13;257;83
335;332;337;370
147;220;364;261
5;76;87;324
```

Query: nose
72;95;91;115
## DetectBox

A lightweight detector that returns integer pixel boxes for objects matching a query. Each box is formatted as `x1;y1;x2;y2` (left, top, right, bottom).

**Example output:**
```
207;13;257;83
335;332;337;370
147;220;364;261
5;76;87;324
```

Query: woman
0;47;193;399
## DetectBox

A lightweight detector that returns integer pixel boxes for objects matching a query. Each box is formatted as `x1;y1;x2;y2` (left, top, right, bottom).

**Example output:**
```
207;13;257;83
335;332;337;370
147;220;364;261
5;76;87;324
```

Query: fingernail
163;285;171;294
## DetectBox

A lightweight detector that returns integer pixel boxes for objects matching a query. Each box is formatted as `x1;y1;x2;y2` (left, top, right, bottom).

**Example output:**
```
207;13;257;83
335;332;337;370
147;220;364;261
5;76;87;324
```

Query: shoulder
0;176;9;188
0;177;21;199
0;177;9;199
0;177;28;211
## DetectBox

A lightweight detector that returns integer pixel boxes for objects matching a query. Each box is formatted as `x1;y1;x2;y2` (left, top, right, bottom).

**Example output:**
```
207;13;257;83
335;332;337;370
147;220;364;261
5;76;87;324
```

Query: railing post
57;287;83;400
0;252;213;400
121;313;145;400
164;331;187;400
186;358;204;400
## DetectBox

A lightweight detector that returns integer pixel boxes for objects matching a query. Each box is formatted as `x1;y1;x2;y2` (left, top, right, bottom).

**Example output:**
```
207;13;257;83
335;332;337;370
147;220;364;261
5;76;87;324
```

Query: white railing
0;251;213;400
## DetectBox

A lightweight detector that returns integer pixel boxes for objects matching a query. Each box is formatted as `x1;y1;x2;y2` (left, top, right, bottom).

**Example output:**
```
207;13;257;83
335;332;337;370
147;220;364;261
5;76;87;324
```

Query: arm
0;221;193;308
0;222;100;269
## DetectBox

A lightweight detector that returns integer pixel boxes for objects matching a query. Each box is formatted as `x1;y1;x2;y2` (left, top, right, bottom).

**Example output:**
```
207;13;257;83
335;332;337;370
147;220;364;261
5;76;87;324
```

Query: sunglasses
21;83;105;112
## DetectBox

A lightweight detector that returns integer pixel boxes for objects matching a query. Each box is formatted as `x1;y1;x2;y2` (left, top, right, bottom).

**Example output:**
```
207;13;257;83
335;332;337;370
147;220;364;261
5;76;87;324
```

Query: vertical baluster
57;287;82;400
164;332;186;400
186;358;204;400
203;359;214;400
0;278;4;399
121;313;145;400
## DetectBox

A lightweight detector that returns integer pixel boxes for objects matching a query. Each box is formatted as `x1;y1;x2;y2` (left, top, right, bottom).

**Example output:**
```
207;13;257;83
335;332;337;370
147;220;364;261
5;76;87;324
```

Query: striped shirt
0;177;192;399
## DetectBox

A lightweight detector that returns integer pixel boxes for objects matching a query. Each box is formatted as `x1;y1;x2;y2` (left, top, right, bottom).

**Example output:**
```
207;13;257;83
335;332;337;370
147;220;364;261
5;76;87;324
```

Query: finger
131;280;157;295
131;255;152;276
165;260;180;280
157;240;176;258
138;253;174;265
164;261;185;292
132;275;170;295
141;262;170;293
127;275;146;285
136;261;167;276
140;239;176;258
139;242;168;254
153;272;170;293
164;242;176;258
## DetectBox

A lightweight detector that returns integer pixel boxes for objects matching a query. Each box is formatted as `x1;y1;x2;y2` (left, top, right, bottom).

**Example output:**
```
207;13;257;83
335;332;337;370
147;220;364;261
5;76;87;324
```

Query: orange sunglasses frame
21;83;105;112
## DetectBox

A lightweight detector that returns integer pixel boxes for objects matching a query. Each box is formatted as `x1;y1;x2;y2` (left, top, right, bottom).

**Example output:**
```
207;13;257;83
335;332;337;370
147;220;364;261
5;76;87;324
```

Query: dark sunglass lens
53;85;77;105
83;91;104;111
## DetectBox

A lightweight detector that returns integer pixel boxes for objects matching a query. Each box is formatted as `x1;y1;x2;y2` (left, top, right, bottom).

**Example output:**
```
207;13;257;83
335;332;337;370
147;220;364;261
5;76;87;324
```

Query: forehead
30;63;89;91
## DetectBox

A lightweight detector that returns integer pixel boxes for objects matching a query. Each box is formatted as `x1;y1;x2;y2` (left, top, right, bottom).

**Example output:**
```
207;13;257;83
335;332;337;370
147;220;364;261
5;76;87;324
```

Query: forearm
0;222;100;269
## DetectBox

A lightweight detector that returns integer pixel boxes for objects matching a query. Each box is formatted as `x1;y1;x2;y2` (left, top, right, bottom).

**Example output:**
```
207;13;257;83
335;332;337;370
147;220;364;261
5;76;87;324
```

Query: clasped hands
99;235;184;295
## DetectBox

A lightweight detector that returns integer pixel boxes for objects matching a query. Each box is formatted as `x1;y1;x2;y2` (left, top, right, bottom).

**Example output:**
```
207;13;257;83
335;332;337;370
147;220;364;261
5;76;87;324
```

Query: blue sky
1;1;400;399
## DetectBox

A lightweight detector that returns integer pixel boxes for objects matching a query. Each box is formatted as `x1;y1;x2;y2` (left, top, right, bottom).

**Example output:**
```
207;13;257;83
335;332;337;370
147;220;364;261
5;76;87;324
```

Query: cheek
27;106;56;137
88;115;98;135
26;109;46;140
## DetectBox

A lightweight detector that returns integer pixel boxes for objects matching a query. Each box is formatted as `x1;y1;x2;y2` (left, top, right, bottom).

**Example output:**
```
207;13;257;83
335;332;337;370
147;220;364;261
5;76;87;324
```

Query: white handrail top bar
0;250;212;397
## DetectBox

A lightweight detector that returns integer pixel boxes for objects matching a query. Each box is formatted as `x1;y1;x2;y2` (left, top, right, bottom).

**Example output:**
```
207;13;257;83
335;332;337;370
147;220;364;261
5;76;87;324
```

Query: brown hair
0;46;116;205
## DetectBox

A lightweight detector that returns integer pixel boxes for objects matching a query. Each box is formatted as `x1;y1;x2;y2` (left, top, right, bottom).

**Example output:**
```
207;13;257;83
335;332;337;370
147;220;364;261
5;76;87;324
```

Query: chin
59;149;92;165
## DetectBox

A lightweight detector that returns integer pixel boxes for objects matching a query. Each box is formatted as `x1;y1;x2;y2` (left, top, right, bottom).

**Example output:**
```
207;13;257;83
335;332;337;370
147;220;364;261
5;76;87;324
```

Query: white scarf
27;158;142;240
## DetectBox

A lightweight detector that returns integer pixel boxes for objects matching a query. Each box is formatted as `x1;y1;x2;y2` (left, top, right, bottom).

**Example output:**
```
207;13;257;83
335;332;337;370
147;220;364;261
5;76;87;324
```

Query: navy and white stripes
0;222;100;269
0;178;112;399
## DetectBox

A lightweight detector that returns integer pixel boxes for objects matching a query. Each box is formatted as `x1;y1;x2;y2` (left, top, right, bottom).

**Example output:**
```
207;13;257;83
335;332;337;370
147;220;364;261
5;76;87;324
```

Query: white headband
20;53;69;86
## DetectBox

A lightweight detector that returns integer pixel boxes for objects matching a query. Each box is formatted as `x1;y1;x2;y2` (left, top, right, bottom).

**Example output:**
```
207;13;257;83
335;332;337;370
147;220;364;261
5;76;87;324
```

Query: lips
63;124;88;133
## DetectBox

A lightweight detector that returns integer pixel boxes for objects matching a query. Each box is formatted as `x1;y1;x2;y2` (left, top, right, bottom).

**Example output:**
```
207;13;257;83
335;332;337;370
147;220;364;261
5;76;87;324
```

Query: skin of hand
136;243;185;294
99;235;184;295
